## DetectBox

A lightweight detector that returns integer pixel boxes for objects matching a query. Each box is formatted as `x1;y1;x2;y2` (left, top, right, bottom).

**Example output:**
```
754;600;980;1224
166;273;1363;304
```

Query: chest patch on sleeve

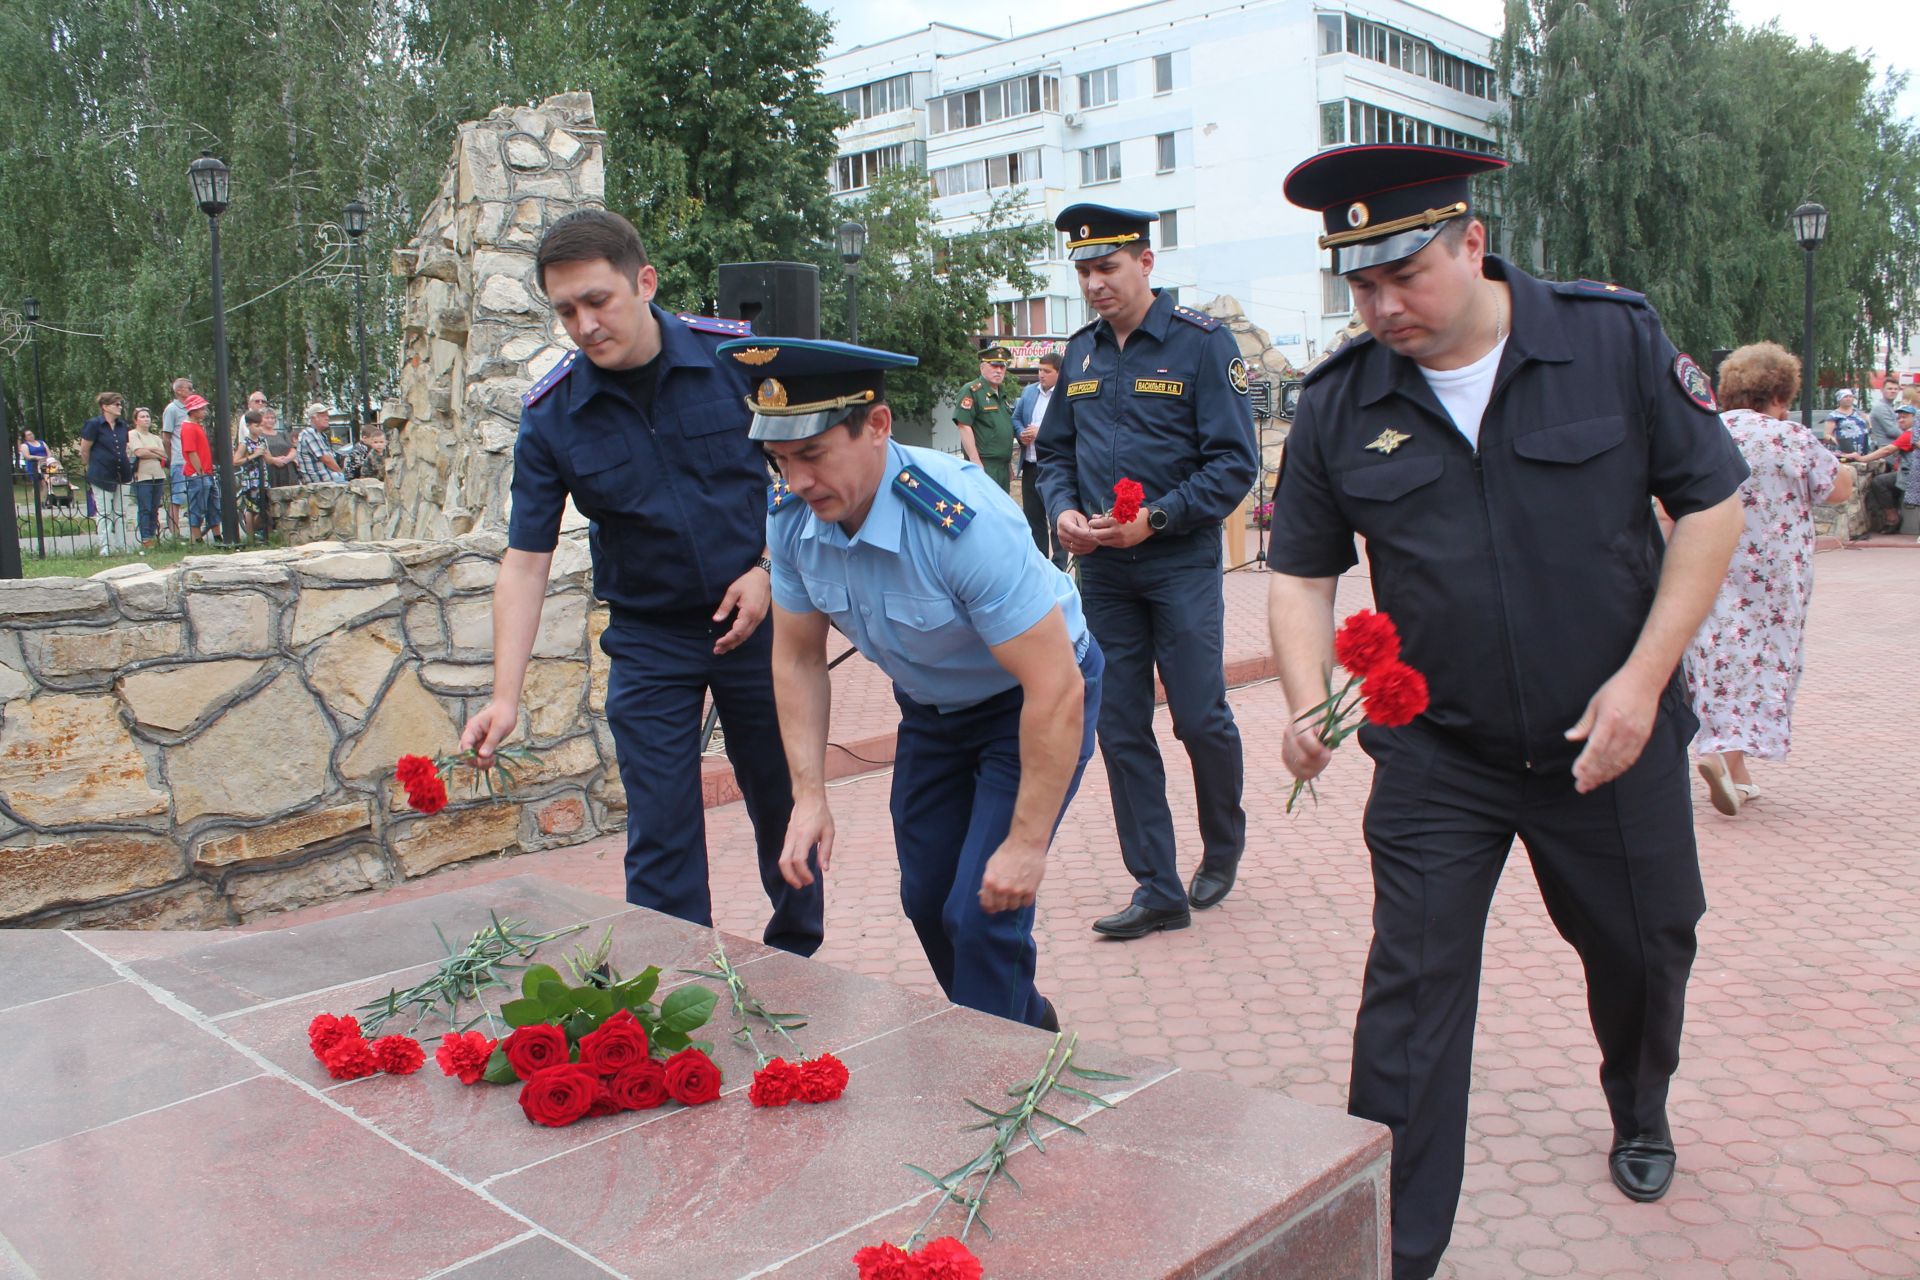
1134;378;1185;397
1067;379;1099;397
1674;353;1718;412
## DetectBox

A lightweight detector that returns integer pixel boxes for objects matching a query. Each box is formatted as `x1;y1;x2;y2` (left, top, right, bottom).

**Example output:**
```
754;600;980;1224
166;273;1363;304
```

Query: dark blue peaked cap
1283;144;1508;274
713;337;919;442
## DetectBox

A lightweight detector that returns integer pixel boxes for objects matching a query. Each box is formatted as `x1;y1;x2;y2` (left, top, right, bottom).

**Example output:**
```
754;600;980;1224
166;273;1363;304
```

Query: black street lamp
838;220;867;345
0;348;20;579
21;296;47;554
189;151;240;546
1791;201;1828;429
344;198;370;448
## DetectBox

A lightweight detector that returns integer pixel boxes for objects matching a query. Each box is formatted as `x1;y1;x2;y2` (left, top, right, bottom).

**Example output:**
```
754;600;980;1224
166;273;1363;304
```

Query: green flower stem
690;936;806;1068
354;912;584;1036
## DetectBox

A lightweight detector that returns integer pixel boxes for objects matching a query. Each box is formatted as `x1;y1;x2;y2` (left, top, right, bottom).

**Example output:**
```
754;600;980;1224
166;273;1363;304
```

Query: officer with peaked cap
1267;145;1749;1279
1035;202;1259;938
954;343;1019;492
725;336;1104;1030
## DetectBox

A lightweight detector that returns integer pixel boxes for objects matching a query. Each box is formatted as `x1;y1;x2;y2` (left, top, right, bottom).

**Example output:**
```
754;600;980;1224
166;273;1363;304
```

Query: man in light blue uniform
719;336;1103;1031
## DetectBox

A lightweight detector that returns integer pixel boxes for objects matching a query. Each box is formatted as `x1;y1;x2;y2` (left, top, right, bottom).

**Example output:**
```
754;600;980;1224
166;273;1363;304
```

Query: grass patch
23;536;284;579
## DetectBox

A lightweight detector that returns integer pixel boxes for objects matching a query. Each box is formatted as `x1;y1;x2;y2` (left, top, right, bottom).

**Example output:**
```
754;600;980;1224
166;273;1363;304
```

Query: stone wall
1815;460;1876;542
269;91;603;545
0;534;619;928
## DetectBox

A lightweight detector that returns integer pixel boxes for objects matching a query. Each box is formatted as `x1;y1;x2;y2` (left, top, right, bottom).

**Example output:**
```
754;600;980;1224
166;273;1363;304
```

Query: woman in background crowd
127;406;169;549
1686;343;1852;816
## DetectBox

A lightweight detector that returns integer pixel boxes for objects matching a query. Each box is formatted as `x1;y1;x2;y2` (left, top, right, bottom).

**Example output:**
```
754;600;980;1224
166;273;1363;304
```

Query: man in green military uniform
954;344;1017;492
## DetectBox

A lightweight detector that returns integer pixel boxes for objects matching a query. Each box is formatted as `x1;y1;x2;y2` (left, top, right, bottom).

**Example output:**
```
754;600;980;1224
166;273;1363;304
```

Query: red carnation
914;1237;984;1280
1333;609;1401;679
502;1023;570;1080
434;1030;497;1085
370;1034;426;1075
405;770;449;815
394;754;437;787
307;1012;362;1059
1361;660;1430;728
750;1058;801;1108
796;1053;850;1103
518;1063;601;1127
1111;476;1145;524
321;1036;379;1081
663;1048;722;1106
578;1009;650;1075
852;1242;918;1280
607;1060;669;1110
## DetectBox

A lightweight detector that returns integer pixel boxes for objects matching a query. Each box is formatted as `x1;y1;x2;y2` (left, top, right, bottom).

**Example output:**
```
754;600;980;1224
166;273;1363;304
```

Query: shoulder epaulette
1302;331;1375;386
767;474;800;515
1556;279;1648;305
522;350;580;407
1172;305;1222;332
1069;316;1100;339
677;313;754;336
892;464;975;538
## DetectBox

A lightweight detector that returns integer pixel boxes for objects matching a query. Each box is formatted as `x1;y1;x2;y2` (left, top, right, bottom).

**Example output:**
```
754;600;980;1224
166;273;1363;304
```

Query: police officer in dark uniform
953;344;1018;492
460;208;823;957
1268;146;1748;1280
1036;203;1259;938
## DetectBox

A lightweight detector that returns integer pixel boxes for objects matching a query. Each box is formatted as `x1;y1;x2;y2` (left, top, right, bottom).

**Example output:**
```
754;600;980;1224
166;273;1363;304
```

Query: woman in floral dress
1685;342;1852;816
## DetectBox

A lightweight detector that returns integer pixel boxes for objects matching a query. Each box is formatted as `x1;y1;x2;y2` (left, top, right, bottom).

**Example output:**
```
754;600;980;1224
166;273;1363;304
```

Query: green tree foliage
1496;0;1920;386
807;167;1048;424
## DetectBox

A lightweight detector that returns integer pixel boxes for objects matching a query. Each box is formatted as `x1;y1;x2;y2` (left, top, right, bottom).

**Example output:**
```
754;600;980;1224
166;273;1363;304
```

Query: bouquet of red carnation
691;939;850;1109
1110;477;1145;524
306;1013;426;1081
853;1236;982;1280
394;746;543;814
1287;609;1429;811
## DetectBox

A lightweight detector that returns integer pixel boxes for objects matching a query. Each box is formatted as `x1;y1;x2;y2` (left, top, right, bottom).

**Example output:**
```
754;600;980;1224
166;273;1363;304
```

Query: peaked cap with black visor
713;337;920;443
1055;203;1158;262
1283;144;1508;275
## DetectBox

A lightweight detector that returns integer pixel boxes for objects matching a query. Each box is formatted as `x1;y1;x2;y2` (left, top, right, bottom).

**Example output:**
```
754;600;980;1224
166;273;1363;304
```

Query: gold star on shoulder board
1366;428;1412;455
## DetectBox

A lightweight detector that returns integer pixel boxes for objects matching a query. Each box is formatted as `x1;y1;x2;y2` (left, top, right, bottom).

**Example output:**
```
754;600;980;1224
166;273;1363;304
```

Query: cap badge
1347;202;1370;229
1079;224;1091;238
1366;428;1411;455
755;379;789;409
732;347;777;366
1081;353;1091;372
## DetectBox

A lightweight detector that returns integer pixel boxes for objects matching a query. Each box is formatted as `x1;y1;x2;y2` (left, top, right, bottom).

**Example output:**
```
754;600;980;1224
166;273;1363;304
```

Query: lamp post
1791;201;1828;429
343;198;370;448
22;296;46;555
0;348;19;578
189;151;239;546
838;219;867;344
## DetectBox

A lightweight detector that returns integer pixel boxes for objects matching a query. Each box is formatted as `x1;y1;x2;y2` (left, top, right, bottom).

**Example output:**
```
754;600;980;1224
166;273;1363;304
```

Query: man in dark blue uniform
1036;203;1259;938
1269;145;1748;1280
460;208;822;957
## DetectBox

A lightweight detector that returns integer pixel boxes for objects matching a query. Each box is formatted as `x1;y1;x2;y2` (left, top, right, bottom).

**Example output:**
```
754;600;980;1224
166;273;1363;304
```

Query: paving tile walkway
264;543;1920;1279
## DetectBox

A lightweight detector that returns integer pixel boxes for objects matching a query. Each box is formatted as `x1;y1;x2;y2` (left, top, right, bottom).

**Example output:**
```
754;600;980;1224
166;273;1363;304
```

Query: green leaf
658;984;717;1033
520;963;562;999
964;1099;1012;1120
531;978;571;1013
482;1048;519;1085
689;1038;714;1055
562;1009;597;1041
903;1164;953;1190
615;967;661;1007
499;997;547;1028
1066;1064;1128;1082
1033;1108;1085;1134
653;1028;691;1054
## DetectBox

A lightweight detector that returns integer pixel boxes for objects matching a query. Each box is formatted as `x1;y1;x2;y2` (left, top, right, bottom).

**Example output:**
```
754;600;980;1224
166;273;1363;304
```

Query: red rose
606;1060;669;1110
394;754;437;787
914;1237;984;1280
796;1053;849;1103
406;771;449;815
434;1030;497;1085
503;1023;570;1080
370;1034;425;1075
322;1036;378;1080
307;1012;362;1059
1111;476;1145;524
518;1063;601;1127
663;1048;722;1106
587;1079;622;1118
749;1058;800;1108
1333;609;1401;678
1361;660;1429;728
578;1009;650;1075
853;1242;918;1280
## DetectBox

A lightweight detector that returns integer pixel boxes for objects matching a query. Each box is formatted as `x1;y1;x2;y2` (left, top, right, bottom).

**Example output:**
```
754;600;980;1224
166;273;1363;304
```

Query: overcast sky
814;0;1920;121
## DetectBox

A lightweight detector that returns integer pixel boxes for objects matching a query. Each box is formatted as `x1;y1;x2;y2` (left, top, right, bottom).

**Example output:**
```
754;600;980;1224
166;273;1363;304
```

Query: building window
830;143;908;194
928;73;1060;136
833;73;914;122
1158;209;1180;247
1329;99;1494;153
932;148;1043;198
1320;101;1346;146
1322;270;1353;315
1155;133;1177;173
1154;53;1174;94
1316;14;1343;55
1343;15;1496;100
1080;142;1121;185
1078;66;1119;109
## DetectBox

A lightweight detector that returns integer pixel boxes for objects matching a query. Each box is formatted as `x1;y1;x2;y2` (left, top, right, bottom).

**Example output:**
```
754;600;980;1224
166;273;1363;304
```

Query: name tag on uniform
1133;378;1185;396
1066;380;1099;397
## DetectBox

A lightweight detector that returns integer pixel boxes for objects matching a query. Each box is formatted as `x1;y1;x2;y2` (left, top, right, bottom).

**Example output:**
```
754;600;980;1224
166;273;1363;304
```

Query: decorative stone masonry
269;91;605;546
0;533;614;928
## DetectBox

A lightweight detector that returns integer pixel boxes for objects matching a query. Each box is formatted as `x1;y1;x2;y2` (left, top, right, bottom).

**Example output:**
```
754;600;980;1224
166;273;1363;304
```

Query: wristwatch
1146;506;1169;532
755;554;773;572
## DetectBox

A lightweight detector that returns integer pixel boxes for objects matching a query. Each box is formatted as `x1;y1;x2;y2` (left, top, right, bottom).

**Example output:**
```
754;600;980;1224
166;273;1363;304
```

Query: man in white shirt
1010;351;1067;567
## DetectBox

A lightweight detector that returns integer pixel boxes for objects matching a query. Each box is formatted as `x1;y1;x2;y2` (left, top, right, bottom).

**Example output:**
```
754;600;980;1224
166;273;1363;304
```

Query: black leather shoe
1187;861;1238;910
1037;997;1061;1033
1092;903;1192;939
1609;1133;1677;1202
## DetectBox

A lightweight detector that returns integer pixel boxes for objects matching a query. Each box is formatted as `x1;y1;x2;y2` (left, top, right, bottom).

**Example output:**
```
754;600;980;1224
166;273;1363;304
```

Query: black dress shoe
1609;1133;1677;1202
1188;861;1238;909
1037;997;1061;1033
1091;903;1192;939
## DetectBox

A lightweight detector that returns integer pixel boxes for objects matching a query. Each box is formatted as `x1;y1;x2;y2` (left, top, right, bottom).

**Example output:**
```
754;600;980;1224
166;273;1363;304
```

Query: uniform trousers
1351;712;1705;1280
980;454;1013;494
1018;458;1068;568
1078;535;1245;910
600;611;824;956
889;638;1103;1026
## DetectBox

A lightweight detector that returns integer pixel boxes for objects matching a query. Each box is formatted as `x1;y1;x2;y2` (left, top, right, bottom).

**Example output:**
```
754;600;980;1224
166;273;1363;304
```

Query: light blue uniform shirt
768;441;1088;713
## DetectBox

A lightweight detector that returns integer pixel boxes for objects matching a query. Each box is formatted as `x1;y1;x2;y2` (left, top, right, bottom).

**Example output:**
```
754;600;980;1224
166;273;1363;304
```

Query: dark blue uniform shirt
507;305;761;618
1269;257;1750;771
1035;289;1258;553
